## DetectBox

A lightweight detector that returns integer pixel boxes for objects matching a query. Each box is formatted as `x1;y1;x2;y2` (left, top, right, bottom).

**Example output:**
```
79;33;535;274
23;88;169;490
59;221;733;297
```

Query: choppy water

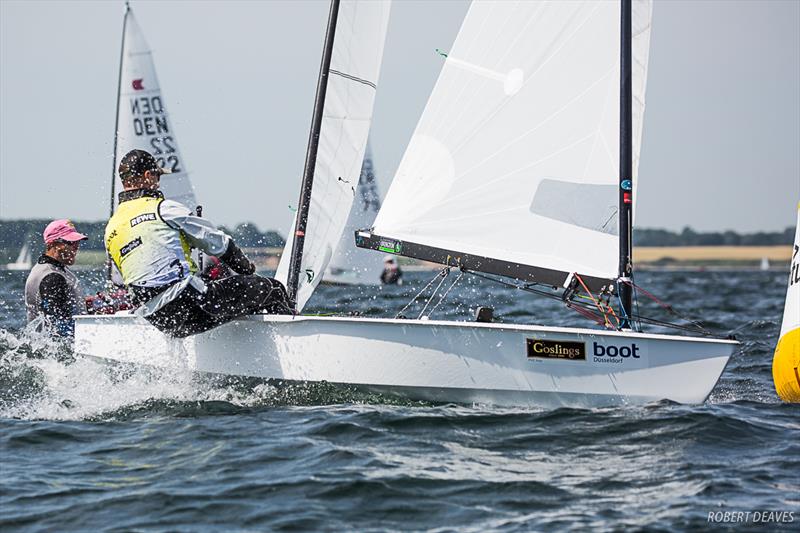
1;268;798;531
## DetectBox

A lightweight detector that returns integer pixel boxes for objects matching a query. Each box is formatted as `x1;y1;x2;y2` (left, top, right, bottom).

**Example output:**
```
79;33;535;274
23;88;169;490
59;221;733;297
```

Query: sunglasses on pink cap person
43;219;88;245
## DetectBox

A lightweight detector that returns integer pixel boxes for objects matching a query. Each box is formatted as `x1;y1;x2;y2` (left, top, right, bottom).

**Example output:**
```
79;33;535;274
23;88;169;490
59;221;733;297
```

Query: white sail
5;241;33;270
114;6;196;210
15;242;31;266
323;144;384;285
276;1;391;309
372;0;652;283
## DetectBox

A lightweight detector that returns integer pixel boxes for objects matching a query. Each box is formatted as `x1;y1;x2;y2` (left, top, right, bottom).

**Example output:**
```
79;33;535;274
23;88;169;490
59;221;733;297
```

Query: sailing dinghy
4;241;33;271
75;0;737;408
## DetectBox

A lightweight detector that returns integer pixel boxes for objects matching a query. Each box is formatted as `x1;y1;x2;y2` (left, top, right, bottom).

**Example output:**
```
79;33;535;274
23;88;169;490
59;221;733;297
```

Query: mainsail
112;5;196;211
276;1;391;310
360;0;652;289
323;143;384;285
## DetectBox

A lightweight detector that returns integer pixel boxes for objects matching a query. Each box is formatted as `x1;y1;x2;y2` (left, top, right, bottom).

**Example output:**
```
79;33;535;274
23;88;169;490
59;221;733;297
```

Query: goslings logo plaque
526;339;586;361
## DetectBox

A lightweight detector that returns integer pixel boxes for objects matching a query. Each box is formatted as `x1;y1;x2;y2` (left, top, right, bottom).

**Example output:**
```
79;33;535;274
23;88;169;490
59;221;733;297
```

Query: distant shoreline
25;245;790;271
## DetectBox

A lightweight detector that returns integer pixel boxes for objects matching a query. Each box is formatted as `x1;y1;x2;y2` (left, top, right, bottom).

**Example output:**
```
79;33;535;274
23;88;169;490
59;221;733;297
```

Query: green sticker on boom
378;239;402;254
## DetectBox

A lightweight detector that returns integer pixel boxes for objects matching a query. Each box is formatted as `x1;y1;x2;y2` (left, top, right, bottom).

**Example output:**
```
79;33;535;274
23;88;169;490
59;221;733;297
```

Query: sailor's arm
159;200;255;275
39;273;76;336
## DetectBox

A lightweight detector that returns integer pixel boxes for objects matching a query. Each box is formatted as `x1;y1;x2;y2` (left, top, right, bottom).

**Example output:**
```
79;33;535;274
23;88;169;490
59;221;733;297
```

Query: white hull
74;314;736;408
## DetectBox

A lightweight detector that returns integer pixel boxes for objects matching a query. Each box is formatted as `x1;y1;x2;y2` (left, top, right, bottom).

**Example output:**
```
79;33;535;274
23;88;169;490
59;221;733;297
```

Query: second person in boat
105;149;292;337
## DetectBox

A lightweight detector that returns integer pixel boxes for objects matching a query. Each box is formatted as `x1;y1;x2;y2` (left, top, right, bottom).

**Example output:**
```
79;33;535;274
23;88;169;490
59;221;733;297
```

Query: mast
107;1;130;282
618;0;633;327
287;0;341;307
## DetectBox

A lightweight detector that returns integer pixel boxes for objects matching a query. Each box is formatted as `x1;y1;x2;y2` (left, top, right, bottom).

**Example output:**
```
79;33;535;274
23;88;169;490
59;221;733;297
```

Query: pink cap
43;219;88;244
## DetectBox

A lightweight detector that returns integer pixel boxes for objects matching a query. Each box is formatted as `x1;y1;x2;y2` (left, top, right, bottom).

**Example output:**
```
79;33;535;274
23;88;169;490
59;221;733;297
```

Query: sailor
106;149;291;338
380;256;403;285
24;219;88;337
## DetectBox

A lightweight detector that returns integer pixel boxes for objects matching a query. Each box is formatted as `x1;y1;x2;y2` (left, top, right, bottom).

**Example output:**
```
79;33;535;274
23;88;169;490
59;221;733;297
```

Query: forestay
369;0;652;286
276;1;391;310
114;7;196;211
323;143;385;285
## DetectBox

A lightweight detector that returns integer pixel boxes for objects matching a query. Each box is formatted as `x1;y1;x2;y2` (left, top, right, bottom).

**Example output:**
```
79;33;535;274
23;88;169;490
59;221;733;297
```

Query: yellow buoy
773;202;800;402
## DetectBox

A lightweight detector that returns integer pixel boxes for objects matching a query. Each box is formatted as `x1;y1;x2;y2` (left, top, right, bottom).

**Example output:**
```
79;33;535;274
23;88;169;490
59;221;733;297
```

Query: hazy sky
1;0;798;235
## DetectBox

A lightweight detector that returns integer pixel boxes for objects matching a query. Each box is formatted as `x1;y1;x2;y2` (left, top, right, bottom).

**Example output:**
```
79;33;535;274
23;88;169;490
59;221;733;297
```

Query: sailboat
75;0;737;408
4;241;33;271
321;143;385;285
111;2;196;214
772;202;799;402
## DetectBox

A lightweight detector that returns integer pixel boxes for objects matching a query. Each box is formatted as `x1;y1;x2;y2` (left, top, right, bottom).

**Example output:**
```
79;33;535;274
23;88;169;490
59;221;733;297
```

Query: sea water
1;268;797;531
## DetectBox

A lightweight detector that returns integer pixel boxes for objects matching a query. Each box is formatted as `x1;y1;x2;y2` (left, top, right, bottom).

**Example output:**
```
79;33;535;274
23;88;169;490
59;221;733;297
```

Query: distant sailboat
760;257;770;271
322;143;385;286
773;202;800;402
111;2;196;213
4;241;32;271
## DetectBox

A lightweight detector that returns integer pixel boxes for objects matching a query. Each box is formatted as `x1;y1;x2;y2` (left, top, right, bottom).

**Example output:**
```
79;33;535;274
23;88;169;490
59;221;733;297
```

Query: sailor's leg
198;274;292;318
144;287;219;338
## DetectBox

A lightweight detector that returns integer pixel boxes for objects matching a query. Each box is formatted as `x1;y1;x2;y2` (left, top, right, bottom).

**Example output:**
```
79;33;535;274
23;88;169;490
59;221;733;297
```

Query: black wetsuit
24;255;82;336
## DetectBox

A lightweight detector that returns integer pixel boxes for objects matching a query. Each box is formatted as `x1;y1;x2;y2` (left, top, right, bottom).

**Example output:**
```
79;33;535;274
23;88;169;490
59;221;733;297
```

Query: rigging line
464;269;716;337
575;274;613;329
630;271;644;331
621;278;709;333
418;268;451;319
395;268;448;319
427;269;465;318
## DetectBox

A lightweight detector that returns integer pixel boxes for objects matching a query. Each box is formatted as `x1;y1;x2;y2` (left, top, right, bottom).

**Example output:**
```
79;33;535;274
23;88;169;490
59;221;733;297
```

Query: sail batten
371;0;652;282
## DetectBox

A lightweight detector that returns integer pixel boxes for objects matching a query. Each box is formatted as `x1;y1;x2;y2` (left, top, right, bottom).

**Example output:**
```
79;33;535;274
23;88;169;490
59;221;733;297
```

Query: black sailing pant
144;275;292;338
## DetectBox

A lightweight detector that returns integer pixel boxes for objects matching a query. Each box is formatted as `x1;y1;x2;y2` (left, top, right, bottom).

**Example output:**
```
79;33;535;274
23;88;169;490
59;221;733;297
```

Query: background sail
323;143;384;285
276;1;391;309
372;0;652;282
114;8;196;211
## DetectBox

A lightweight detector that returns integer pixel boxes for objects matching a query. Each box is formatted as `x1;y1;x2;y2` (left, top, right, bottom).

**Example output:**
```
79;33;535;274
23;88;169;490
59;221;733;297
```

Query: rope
621;278;711;335
462;269;718;337
395;267;449;319
426;269;465;318
574;274;615;329
417;268;451;319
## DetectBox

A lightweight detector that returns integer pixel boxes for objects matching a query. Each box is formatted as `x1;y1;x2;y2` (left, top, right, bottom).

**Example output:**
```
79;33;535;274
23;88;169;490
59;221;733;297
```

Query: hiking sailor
24;219;88;337
105;149;291;337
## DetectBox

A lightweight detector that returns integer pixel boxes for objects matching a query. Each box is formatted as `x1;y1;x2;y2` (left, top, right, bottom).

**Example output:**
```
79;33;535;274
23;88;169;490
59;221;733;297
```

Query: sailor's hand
220;241;256;275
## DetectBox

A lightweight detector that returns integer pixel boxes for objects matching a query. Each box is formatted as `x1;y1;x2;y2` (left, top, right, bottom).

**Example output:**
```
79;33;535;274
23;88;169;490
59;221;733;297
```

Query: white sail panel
323;144;385;285
373;0;652;281
276;0;391;309
115;9;196;210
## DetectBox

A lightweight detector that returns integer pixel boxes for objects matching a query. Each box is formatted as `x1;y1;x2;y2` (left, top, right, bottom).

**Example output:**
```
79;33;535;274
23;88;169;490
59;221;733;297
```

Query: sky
1;0;798;236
